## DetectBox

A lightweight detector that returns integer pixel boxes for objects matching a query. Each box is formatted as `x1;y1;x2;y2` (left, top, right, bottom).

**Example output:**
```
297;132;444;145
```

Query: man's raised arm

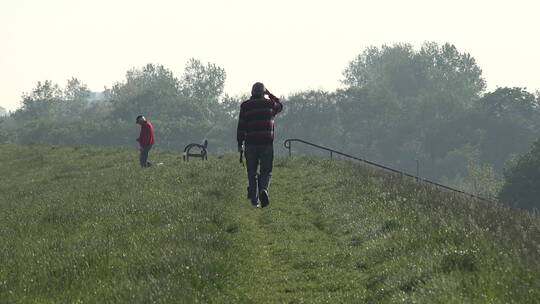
265;89;283;114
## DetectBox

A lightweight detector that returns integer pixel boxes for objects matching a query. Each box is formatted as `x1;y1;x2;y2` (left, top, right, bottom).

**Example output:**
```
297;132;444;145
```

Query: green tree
418;42;486;102
0;118;7;142
343;43;417;95
64;77;91;101
343;42;486;104
472;87;540;171
179;58;226;101
466;157;503;200
219;93;247;119
334;86;401;161
278;90;343;150
12;80;63;122
11;78;94;122
339;42;487;179
59;77;92;119
105;63;182;121
499;138;540;210
105;60;226;123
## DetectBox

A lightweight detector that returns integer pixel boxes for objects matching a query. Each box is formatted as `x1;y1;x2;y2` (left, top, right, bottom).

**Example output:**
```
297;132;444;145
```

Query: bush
499;138;540;210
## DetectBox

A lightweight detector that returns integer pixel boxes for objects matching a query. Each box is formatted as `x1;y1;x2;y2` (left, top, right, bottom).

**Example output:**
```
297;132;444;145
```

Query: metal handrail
283;138;497;204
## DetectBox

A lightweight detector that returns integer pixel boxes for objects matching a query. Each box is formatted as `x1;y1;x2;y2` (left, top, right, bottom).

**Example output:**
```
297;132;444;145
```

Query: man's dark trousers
245;144;274;204
140;145;153;168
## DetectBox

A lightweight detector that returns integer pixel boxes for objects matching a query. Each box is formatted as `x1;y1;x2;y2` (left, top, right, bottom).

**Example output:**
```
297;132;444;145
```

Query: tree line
1;42;538;209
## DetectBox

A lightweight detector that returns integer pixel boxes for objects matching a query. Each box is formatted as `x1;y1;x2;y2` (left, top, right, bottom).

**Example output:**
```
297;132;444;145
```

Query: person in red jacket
136;115;155;168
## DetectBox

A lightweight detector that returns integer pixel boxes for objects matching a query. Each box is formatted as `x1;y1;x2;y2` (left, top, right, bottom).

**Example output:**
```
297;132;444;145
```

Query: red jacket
138;120;155;147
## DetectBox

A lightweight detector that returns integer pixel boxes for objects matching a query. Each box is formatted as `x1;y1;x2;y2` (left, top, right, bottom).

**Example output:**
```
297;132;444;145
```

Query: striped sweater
237;93;283;146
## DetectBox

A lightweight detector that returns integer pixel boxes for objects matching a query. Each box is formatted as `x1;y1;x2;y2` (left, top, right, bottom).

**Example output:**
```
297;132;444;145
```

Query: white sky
0;0;538;111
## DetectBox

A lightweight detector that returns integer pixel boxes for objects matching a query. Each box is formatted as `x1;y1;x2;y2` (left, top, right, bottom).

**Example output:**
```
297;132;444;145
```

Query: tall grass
0;144;237;302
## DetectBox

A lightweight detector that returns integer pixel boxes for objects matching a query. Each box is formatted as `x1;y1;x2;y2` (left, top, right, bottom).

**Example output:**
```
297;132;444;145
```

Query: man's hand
265;89;279;101
238;144;244;153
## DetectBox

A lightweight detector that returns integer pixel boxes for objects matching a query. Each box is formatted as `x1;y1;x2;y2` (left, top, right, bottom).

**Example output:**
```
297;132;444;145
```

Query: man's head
251;82;265;98
136;115;146;125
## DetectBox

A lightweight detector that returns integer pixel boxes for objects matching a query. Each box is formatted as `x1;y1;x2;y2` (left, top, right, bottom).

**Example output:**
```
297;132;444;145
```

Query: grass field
0;144;538;303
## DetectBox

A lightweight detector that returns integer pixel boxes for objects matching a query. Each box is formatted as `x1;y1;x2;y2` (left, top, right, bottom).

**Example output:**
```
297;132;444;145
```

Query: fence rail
283;138;496;204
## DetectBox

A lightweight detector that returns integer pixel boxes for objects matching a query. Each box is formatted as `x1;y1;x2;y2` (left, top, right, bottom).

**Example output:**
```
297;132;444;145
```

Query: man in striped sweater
237;82;283;208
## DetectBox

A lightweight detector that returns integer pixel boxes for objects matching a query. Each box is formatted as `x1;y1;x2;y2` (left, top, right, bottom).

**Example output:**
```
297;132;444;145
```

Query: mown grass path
225;160;368;303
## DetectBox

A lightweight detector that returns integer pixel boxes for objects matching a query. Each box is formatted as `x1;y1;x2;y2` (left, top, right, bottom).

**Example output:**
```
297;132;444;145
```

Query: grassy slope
0;144;538;303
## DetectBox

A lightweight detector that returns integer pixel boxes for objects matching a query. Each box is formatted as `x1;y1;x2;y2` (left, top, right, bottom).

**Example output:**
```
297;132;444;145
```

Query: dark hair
251;82;265;98
136;115;145;123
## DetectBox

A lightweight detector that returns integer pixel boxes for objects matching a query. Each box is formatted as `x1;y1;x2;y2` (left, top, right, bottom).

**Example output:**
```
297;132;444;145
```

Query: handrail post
288;143;291;157
330;151;333;159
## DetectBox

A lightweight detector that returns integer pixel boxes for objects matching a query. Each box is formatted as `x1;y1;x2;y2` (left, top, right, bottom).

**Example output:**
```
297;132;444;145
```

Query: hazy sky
1;0;538;111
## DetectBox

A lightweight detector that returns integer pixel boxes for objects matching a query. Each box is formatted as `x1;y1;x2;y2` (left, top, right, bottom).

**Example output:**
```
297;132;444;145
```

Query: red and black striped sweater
237;93;283;146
